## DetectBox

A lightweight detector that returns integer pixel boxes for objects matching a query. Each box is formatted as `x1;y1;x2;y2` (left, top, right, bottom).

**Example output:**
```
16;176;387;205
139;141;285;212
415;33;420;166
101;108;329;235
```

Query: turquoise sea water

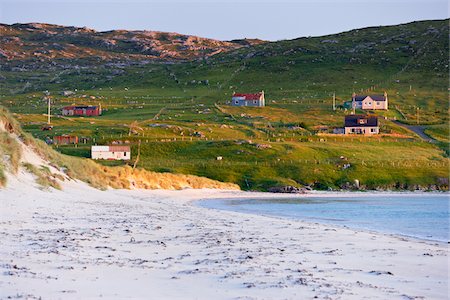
199;193;450;242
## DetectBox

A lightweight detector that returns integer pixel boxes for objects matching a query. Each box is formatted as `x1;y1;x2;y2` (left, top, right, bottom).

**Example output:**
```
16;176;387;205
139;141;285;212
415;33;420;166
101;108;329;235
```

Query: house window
377;102;380;105
371;128;375;132
235;101;239;104
124;152;127;156
358;119;367;124
254;100;257;104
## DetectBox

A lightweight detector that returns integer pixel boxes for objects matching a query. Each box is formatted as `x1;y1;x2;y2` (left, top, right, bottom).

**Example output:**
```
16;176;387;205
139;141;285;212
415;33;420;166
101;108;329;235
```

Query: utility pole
416;107;420;125
351;92;356;115
132;139;142;172
46;96;51;124
332;92;336;111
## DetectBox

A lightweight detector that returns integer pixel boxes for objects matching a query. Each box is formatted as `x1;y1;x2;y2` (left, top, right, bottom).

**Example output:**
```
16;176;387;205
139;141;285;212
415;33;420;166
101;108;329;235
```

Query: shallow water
199;193;450;242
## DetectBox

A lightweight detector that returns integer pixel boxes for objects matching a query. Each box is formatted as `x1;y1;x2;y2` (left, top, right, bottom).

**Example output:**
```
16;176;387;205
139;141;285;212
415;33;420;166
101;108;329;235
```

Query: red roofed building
53;135;79;145
231;91;265;107
62;105;102;116
91;145;131;160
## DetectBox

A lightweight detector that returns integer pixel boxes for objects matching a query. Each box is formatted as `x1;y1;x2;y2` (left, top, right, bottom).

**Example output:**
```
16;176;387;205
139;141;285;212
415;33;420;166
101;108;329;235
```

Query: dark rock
268;186;308;194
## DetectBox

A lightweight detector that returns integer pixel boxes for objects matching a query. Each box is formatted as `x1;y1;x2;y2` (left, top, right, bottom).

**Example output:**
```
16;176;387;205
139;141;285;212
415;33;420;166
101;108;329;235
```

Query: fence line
127;159;448;169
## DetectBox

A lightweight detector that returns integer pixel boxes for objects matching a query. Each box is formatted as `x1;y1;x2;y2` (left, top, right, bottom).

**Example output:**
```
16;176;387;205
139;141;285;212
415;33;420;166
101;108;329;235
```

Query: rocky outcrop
0;23;264;62
268;185;309;194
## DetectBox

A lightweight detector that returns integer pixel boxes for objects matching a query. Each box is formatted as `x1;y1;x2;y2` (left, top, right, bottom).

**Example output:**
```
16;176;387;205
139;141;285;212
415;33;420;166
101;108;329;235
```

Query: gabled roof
354;95;386;102
92;145;130;152
232;92;263;101
345;115;378;127
109;145;130;152
63;105;99;110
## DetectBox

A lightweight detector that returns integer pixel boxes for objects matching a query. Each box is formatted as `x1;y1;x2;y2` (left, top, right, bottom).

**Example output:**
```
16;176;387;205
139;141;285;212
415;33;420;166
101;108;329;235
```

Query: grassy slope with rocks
0;23;263;62
0;20;448;191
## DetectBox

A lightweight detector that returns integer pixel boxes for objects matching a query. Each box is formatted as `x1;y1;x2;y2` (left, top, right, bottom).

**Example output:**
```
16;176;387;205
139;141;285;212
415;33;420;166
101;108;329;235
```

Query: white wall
91;146;131;160
344;126;379;135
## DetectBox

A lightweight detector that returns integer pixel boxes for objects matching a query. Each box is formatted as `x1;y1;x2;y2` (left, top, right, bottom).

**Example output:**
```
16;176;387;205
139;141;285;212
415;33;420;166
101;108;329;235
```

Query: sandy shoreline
1;173;448;299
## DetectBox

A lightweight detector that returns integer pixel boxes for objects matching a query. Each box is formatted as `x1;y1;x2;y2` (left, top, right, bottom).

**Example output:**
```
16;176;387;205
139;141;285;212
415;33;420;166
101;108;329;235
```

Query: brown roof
109;145;130;152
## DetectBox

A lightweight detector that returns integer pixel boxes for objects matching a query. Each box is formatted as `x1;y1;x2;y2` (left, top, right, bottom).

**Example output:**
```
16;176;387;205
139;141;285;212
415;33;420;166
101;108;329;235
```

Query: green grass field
0;19;448;190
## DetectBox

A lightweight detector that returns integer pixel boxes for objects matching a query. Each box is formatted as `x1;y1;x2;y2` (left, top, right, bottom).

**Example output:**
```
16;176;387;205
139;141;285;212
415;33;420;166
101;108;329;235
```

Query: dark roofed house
344;114;379;135
231;91;265;107
352;92;388;110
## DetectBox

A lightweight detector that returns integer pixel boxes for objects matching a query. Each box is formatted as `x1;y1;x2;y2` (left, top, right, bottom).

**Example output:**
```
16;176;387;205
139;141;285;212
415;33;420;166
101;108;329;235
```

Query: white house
344;115;379;135
91;145;131;160
231;91;265;107
352;92;388;110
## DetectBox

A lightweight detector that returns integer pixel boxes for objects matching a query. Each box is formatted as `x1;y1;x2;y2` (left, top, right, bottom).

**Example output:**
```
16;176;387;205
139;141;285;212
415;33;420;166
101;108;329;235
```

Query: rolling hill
0;22;263;62
0;19;448;191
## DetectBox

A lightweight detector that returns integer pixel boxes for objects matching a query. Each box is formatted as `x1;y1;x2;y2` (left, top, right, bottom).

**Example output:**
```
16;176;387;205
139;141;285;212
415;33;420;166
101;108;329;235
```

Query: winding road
392;120;436;143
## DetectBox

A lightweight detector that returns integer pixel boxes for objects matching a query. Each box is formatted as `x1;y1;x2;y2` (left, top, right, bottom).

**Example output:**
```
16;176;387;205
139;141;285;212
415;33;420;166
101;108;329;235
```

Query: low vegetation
0;112;22;186
22;163;62;190
0;20;448;191
0;107;239;190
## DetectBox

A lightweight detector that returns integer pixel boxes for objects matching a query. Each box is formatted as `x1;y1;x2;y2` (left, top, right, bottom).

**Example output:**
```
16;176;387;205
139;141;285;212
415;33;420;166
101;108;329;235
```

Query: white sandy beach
0;170;448;300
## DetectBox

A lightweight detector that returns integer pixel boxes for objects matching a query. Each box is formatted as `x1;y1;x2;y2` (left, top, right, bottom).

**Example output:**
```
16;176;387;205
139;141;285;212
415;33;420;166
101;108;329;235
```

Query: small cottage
62;105;102;116
351;92;388;110
231;91;265;107
91;145;131;160
344;115;379;135
53;135;78;145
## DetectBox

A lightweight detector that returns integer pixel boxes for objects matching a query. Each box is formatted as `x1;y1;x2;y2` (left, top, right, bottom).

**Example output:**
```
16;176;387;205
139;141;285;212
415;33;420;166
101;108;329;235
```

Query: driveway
392;120;435;143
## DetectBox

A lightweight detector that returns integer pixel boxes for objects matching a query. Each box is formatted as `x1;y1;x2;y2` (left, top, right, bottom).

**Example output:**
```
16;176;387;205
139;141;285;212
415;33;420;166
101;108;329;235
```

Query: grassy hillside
0;20;448;191
0;106;239;190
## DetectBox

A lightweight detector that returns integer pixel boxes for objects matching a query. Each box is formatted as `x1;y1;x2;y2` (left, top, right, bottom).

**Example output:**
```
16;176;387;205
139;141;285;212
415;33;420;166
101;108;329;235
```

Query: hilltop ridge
0;22;264;62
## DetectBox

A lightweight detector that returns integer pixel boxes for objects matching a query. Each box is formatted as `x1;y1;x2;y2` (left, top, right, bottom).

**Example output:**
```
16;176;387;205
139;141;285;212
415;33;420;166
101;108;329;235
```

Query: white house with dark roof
352;92;388;110
344;114;379;135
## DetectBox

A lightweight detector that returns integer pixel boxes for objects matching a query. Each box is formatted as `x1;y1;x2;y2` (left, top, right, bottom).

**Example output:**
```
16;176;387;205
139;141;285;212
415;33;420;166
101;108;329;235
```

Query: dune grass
0;106;239;190
22;162;62;190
